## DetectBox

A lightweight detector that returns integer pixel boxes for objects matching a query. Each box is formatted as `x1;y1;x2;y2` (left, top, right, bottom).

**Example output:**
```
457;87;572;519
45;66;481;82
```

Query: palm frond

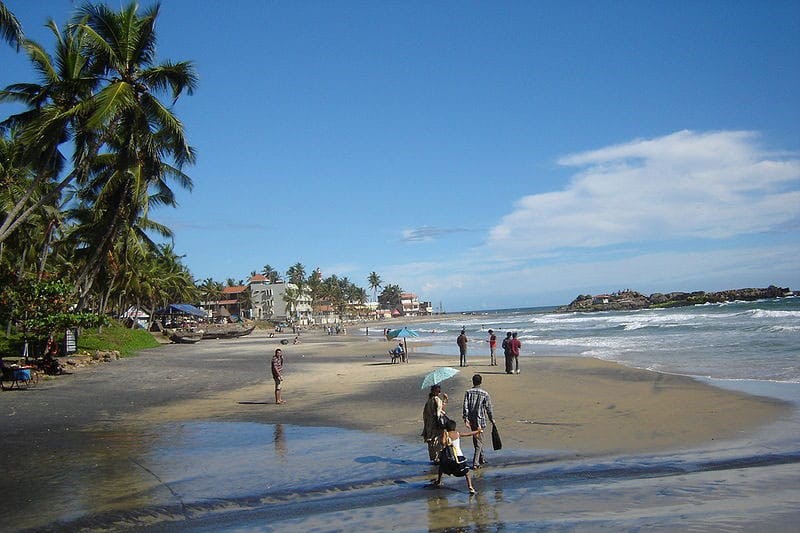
0;1;24;49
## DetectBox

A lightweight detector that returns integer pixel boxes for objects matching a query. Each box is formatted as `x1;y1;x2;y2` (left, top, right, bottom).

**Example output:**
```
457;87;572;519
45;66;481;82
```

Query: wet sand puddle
9;417;800;533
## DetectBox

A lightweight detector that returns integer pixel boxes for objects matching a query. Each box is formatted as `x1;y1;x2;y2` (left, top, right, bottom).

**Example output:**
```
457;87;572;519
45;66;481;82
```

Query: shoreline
127;329;792;455
2;328;796;531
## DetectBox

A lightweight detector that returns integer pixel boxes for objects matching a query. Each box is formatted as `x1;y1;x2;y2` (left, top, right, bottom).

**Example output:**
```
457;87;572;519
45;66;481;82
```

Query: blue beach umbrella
387;327;419;360
421;367;460;390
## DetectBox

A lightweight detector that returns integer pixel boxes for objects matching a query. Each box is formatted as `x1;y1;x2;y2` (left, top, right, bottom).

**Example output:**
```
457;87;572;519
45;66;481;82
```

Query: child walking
433;419;481;494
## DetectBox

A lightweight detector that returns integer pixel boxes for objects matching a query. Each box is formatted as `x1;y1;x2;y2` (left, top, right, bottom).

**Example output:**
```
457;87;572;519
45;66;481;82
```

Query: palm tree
0;18;97;246
282;285;299;323
198;277;222;304
368;271;382;303
69;2;197;306
0;1;23;49
379;284;403;312
286;262;306;288
261;264;280;283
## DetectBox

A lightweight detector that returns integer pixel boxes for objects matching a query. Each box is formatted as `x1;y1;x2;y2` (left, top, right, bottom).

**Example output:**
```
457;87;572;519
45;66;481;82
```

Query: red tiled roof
222;286;246;294
249;274;267;282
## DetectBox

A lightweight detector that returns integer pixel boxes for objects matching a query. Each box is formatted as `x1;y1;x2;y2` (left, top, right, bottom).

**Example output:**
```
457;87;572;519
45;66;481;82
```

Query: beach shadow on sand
237;401;272;405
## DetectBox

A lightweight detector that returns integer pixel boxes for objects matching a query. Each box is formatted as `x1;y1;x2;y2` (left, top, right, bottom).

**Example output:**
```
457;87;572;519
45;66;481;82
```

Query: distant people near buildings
457;329;468;367
271;348;285;404
433;418;479;494
487;329;497;366
421;384;448;463
502;332;513;374
462;374;495;470
510;332;522;374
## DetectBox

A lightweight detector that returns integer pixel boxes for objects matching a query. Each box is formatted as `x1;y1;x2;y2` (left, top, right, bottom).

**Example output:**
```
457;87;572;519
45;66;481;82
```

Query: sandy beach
137;329;788;455
1;327;796;532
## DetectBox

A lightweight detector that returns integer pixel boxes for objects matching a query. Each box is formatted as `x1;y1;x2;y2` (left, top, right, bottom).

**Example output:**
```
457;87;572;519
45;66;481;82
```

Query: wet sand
1;328;794;531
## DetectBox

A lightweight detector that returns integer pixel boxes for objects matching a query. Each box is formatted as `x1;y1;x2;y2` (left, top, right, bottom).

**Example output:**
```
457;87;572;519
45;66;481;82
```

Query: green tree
306;267;323;302
378;284;403;312
261;264;280;283
70;3;197;306
286;262;306;288
282;285;299;322
0;269;106;359
198;278;223;304
0;18;97;246
367;271;382;302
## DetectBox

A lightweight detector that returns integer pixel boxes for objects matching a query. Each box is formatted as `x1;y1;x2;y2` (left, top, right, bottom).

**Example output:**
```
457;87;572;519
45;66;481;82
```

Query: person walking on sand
502;332;513;374
271;348;286;404
433;418;480;494
457;329;468;367
510;332;522;374
421;384;448;463
487;329;497;366
463;374;495;469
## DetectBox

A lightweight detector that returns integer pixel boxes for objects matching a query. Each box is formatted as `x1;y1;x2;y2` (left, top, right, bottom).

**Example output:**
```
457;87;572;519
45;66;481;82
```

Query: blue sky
2;1;799;310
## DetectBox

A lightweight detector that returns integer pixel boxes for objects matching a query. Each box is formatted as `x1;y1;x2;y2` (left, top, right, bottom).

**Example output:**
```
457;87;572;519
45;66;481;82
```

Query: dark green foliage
0;268;106;354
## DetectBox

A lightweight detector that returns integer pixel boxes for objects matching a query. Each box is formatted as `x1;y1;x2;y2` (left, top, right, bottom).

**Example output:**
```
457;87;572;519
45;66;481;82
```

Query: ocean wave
749;309;800;319
763;325;800;333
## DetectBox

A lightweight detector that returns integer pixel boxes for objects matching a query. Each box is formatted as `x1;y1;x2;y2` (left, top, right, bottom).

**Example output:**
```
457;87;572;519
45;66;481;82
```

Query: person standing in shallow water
421;384;448;463
463;373;495;469
457;329;468;367
271;348;285;404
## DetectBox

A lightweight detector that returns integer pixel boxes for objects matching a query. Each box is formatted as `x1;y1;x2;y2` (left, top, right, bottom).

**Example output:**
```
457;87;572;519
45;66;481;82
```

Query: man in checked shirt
462;374;495;469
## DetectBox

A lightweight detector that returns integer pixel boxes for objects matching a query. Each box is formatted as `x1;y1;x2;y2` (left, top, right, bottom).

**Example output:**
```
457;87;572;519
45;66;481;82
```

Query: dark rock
557;285;791;313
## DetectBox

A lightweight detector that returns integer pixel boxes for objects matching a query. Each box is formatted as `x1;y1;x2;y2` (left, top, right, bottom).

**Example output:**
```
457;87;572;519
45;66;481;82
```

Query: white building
401;292;420;316
248;275;313;324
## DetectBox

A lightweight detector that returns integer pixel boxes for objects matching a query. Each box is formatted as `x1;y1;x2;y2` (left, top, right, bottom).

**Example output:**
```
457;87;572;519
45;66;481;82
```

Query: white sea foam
750;309;800;319
402;297;800;383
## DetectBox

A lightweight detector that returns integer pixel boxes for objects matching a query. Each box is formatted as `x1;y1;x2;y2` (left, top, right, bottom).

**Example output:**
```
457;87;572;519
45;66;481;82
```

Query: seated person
390;343;405;361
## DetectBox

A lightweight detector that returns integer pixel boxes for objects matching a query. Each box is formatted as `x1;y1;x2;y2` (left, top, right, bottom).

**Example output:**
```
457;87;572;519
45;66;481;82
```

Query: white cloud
488;130;800;257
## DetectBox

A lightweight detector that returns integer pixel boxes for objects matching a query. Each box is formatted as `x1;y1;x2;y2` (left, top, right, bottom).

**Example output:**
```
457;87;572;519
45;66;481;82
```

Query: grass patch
78;321;160;357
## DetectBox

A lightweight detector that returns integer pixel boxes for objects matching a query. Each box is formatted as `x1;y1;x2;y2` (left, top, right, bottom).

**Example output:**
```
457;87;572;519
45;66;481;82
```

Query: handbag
440;444;469;477
491;423;502;451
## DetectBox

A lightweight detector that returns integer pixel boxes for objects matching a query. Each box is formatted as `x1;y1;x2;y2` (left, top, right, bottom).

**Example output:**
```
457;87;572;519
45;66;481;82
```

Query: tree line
198;264;406;319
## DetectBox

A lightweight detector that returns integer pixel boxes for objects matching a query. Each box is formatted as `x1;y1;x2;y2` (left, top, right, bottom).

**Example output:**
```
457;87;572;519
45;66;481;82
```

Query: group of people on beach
458;328;523;374
422;373;496;494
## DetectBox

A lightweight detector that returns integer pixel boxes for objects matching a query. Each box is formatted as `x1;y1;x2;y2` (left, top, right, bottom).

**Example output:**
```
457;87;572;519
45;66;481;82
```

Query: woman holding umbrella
421;384;448;463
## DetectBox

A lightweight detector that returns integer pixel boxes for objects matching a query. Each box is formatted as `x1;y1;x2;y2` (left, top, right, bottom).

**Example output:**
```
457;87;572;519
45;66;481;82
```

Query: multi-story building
202;285;247;319
248;275;313;324
401;292;420;316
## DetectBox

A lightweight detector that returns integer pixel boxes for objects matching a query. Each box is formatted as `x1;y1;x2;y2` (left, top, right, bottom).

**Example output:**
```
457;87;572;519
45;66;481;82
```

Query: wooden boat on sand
168;330;203;344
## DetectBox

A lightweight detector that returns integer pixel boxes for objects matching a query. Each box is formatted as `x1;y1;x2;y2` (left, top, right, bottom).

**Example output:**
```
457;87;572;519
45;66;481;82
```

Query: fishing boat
168;330;203;344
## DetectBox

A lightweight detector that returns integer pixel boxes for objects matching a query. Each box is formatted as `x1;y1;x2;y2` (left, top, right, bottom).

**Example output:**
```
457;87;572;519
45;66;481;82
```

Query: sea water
405;296;800;383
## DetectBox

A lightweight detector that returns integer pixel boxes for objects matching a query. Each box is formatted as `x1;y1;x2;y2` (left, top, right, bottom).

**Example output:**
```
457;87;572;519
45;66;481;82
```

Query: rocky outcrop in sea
558;285;793;312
